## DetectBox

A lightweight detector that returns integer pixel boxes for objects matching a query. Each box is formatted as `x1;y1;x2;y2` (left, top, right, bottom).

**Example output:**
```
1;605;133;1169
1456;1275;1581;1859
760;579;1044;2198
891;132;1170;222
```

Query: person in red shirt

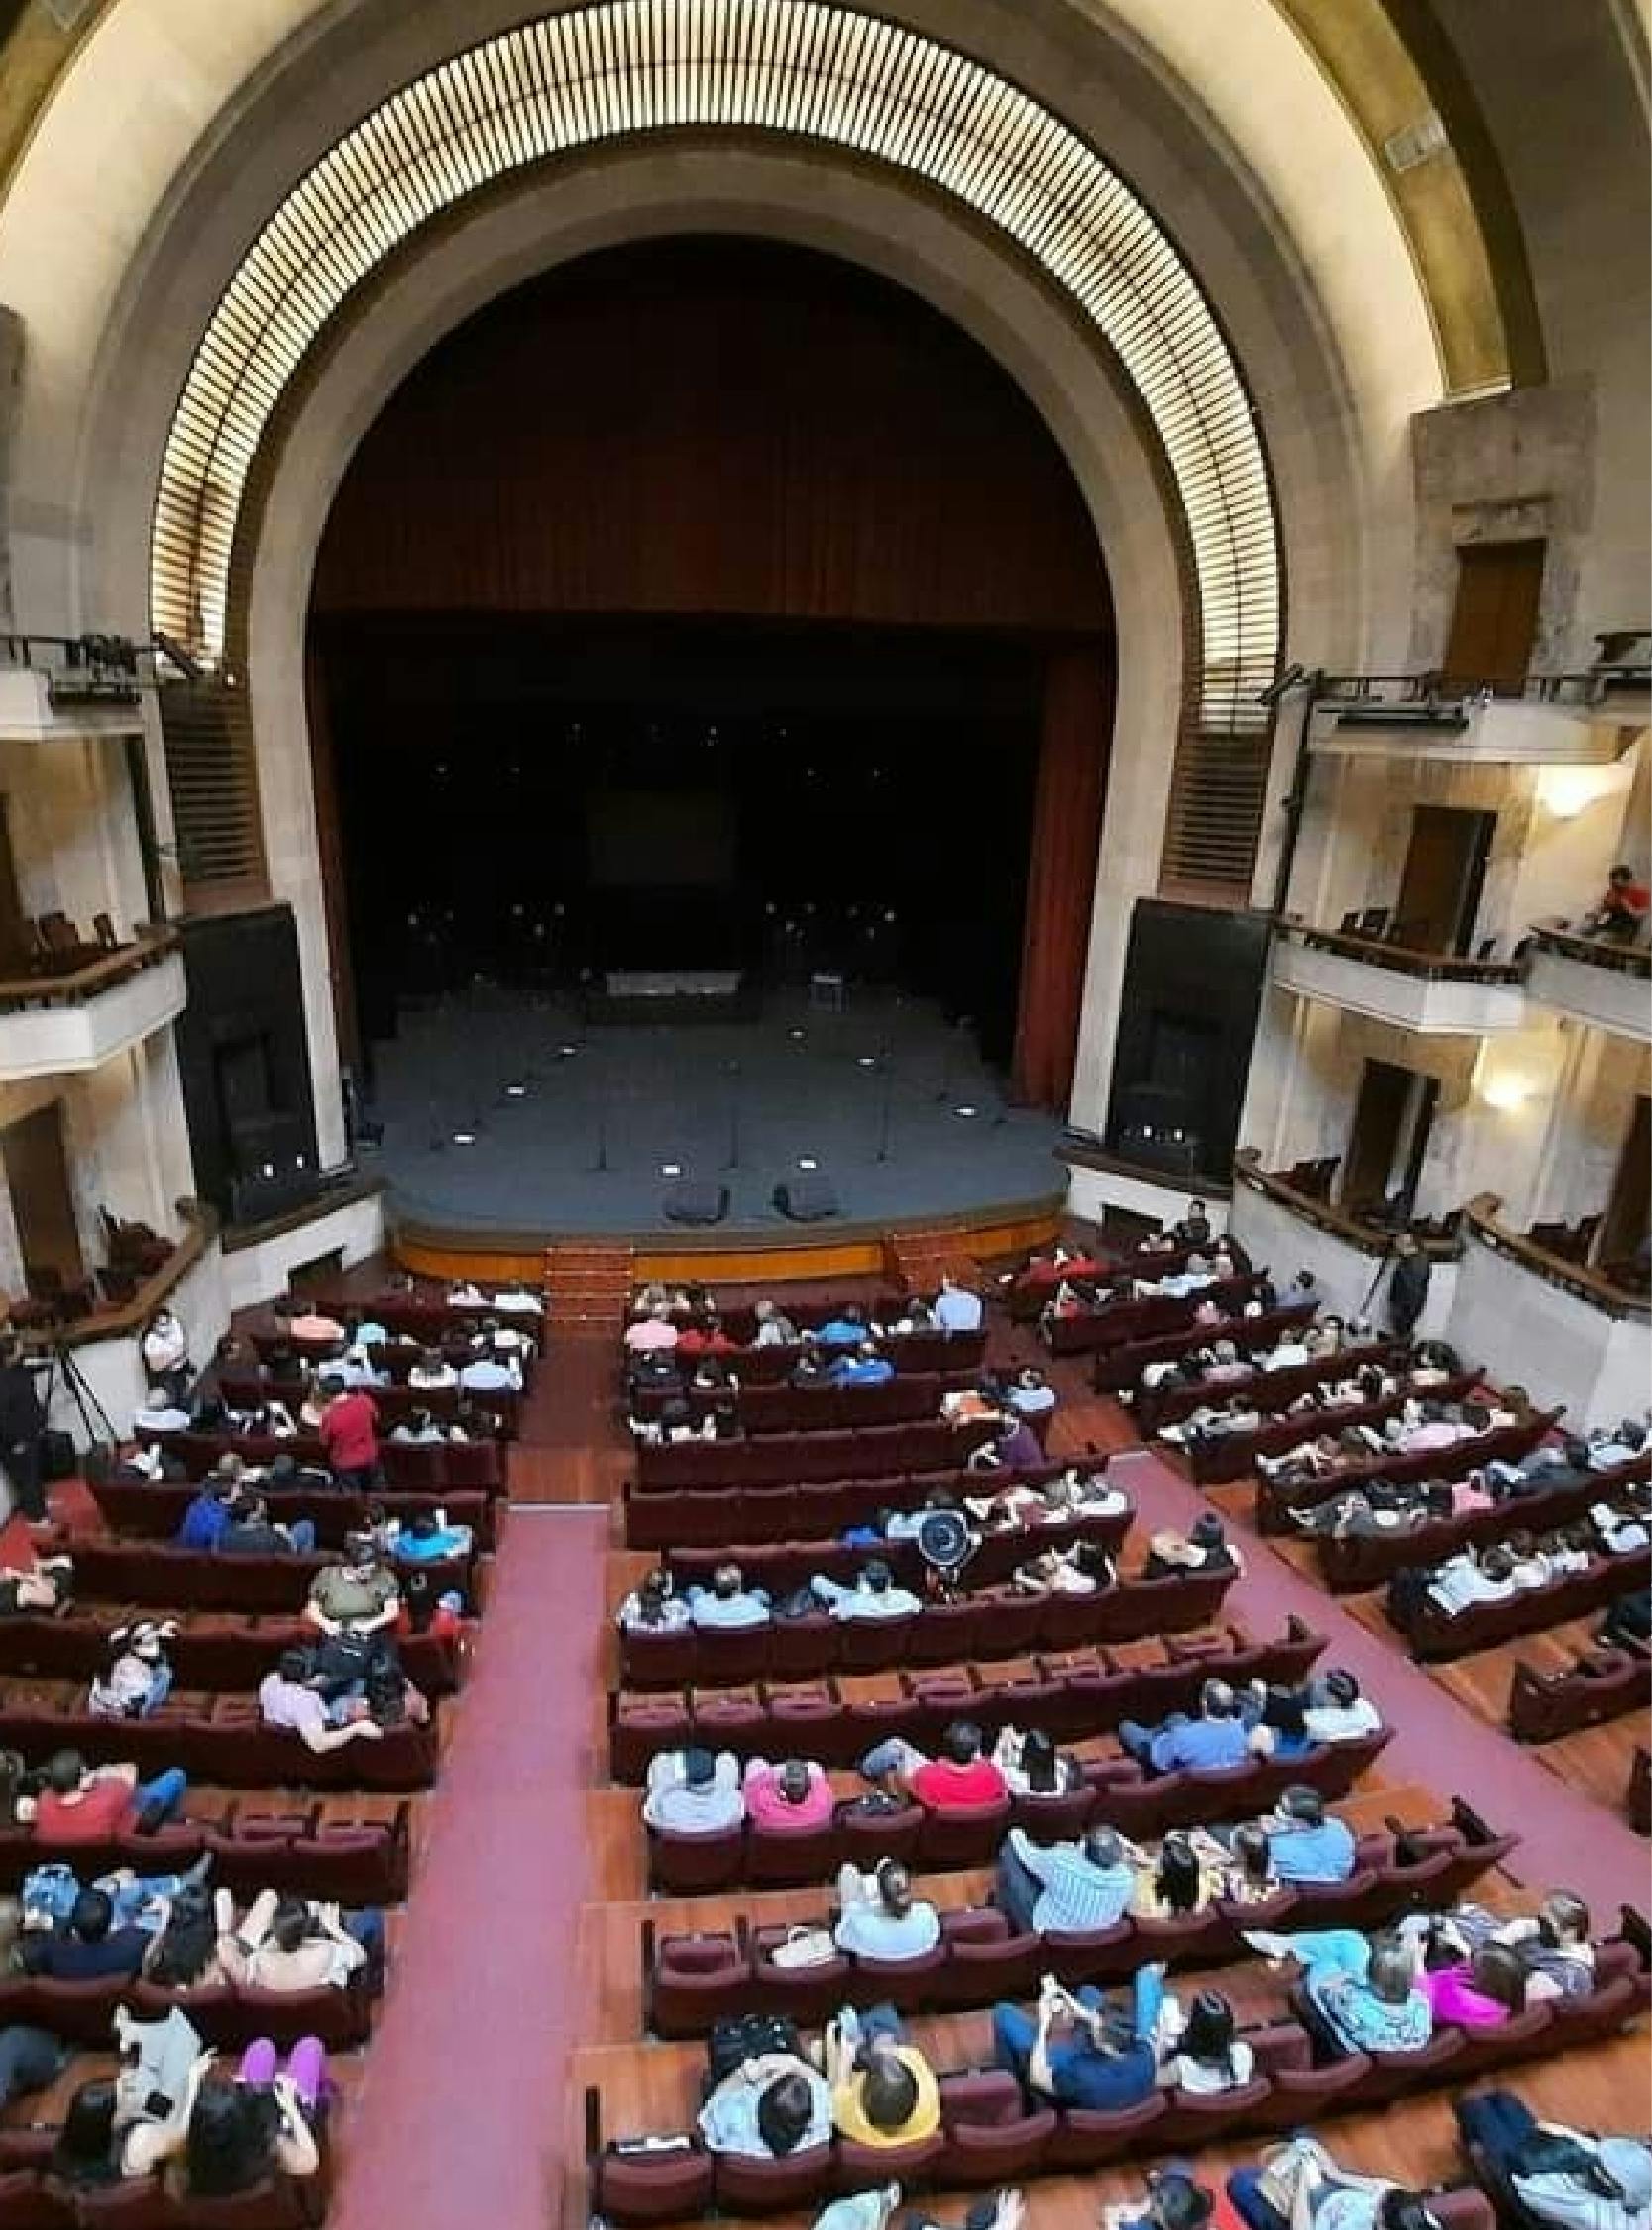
1588;863;1651;942
675;1313;738;1359
33;1748;189;1841
859;1719;1009;1811
317;1373;381;1492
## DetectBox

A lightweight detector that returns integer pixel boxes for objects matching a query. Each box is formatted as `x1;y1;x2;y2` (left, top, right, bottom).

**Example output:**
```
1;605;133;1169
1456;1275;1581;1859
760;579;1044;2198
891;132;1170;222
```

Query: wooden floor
558;1286;1652;2228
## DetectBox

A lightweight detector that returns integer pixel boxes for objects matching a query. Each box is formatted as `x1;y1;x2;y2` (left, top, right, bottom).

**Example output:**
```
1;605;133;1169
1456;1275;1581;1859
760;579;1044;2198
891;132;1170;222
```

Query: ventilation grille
156;679;268;899
1159;728;1273;894
150;0;1280;752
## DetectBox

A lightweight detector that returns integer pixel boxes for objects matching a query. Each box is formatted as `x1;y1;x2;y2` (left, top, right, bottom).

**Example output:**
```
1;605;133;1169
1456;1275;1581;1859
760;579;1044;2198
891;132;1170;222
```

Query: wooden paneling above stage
390;1192;1065;1285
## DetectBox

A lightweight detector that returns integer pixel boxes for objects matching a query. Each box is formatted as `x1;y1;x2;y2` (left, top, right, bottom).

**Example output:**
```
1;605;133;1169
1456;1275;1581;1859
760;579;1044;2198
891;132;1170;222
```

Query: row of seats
149;1428;503;1492
0;1802;410;1903
587;1943;1648;2223
1137;1335;1396;1433
60;1538;476;1616
1182;1372;1481;1486
1043;1278;1255;1357
0;1688;442;1790
658;1501;1133;1595
0;2155;323;2229
634;1370;979;1437
0;1970;375;2052
625;1327;987;1388
265;1287;544;1344
617;1565;1237;1688
1311;1454;1649;1591
643;1815;1515;2033
1388;1541;1652;1662
0;1611;461;1698
90;1477;503;1554
1004;1233;1213;1314
1509;1640;1651;1743
630;1295;913;1343
623;1457;1095;1552
1098;1301;1318;1399
218;1375;521;1439
635;1417;995;1492
1252;1413;1559;1531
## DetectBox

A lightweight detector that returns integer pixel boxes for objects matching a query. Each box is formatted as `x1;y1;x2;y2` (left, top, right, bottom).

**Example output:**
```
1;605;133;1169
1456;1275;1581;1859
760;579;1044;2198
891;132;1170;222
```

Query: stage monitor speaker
663;1183;729;1226
773;1176;841;1222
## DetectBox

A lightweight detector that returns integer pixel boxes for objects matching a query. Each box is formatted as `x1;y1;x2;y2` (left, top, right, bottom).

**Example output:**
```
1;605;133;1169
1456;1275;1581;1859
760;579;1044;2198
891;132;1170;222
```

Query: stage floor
364;985;1065;1235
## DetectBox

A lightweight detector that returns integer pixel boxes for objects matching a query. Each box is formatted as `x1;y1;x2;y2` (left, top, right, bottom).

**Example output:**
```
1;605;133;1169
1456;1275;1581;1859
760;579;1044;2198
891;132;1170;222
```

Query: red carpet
327;1505;607;2230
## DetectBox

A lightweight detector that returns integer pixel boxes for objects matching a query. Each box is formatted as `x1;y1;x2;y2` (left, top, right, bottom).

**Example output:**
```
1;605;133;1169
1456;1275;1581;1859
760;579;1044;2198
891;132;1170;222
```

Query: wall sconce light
1479;1074;1533;1112
1537;764;1631;821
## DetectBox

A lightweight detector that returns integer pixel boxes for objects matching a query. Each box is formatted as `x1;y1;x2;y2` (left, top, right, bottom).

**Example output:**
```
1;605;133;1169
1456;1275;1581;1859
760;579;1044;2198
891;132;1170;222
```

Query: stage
363;984;1067;1245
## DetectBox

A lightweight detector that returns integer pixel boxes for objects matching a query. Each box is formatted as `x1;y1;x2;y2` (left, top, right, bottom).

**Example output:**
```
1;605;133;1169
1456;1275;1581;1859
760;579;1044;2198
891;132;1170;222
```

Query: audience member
686;1563;771;1630
1119;1678;1250;1776
642;1746;744;1833
832;1857;940;1958
861;1719;1009;1810
811;1559;922;1620
742;1756;835;1830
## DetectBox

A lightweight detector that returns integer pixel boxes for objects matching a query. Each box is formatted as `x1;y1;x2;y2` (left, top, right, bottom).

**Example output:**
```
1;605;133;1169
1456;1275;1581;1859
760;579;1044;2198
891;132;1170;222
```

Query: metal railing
1462;1193;1649;1321
0;631;145;709
1277;920;1524;984
1312;663;1651;717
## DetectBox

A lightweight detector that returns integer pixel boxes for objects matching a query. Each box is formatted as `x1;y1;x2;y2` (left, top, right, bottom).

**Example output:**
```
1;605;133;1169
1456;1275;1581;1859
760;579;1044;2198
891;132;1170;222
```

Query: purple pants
236;2036;326;2108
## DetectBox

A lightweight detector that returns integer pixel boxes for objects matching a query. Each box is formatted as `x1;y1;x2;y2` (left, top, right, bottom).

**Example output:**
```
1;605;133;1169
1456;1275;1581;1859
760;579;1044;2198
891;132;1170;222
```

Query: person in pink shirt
1449;1474;1495;1515
1417;1939;1527;2028
625;1304;680;1354
742;1756;835;1830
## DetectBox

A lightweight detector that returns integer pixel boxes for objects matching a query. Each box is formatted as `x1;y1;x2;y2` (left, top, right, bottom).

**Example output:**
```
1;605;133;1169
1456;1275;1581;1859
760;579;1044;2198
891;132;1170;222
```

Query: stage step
545;1242;634;1333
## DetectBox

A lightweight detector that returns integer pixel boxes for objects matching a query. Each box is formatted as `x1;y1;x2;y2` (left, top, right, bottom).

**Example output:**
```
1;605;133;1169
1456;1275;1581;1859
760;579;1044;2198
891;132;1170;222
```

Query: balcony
1522;928;1651;1044
0;929;186;1080
1229;1152;1460;1334
1271;921;1527;1034
1451;1194;1649;1418
1307;667;1649;765
0;633;146;742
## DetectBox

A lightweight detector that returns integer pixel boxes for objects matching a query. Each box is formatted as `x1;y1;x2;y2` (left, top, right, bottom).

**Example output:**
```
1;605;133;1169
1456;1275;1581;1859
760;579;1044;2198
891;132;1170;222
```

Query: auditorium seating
1179;1372;1482;1486
1135;1336;1396;1434
634;1416;996;1492
1097;1301;1318;1398
1308;1454;1649;1591
623;1453;1091;1550
1042;1277;1256;1357
0;1609;461;1696
1006;1238;1249;1324
1252;1413;1563;1532
0;1685;441;1788
88;1475;505;1553
149;1427;503;1492
628;1327;987;1388
0;1801;411;1903
618;1564;1237;1686
0;2154;325;2229
656;1500;1132;1594
0;1967;377;2051
631;1369;979;1436
1509;1637;1652;1742
219;1373;521;1439
1386;1541;1652;1661
61;1537;477;1614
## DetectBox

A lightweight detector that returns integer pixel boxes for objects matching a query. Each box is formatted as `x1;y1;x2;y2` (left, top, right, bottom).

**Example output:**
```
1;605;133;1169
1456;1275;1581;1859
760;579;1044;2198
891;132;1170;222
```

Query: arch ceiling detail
150;0;1280;735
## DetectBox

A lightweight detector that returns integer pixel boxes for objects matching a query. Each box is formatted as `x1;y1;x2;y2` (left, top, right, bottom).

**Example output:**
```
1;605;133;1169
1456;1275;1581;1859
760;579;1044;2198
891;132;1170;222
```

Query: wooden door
1442;539;1546;694
1393;805;1497;953
1599;1093;1651;1269
1;1100;83;1286
1341;1059;1413;1214
0;798;29;975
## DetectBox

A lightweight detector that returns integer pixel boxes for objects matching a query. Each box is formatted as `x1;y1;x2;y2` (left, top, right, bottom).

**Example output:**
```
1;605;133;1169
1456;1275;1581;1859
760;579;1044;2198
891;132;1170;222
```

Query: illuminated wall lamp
1479;1075;1533;1112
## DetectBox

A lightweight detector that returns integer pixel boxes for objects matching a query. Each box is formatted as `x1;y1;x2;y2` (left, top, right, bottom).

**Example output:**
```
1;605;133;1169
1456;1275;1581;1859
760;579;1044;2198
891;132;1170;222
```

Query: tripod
34;1337;118;1453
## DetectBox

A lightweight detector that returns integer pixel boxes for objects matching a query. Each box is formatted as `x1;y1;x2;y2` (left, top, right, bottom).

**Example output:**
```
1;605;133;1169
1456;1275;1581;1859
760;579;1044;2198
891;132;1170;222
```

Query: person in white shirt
493;1282;544;1315
752;1298;800;1346
1594;1500;1651;1554
459;1347;523;1393
1301;1669;1382;1745
447;1281;487;1306
811;1560;923;1620
132;1386;190;1434
618;1571;693;1632
686;1564;771;1629
140;1309;190;1397
642;1746;744;1832
831;1858;941;1959
932;1276;984;1333
1426;1545;1518;1615
408;1349;459;1390
1262;1336;1311;1371
1006;1366;1058;1422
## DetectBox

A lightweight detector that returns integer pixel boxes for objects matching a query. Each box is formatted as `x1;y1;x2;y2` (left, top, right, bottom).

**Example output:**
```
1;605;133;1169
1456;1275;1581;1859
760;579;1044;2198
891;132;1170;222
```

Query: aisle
328;1500;606;2230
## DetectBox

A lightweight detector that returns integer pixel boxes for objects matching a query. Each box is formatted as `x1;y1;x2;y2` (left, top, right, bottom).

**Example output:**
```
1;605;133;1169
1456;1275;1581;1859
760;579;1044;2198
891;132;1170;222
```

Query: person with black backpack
1456;2090;1652;2230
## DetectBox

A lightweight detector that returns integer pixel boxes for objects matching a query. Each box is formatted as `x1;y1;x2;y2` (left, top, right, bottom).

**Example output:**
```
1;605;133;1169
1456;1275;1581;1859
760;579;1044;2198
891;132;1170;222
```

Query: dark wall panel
174;906;320;1224
1104;900;1271;1184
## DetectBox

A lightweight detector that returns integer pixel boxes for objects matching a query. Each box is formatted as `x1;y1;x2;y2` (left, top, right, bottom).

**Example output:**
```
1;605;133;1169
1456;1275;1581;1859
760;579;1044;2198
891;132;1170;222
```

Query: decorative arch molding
151;0;1280;738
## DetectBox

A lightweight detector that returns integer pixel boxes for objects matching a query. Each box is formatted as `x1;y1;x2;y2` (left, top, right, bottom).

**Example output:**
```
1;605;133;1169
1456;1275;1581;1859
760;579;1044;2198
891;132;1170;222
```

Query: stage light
661;1161;683;1176
788;1027;807;1041
857;1056;878;1069
261;1162;275;1178
953;1105;979;1119
558;1043;581;1058
505;1083;528;1098
452;1131;477;1146
798;1157;819;1171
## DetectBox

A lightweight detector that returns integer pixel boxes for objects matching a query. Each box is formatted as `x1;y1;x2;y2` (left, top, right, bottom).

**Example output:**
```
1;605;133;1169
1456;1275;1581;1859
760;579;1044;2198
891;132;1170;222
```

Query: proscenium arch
151;0;1281;734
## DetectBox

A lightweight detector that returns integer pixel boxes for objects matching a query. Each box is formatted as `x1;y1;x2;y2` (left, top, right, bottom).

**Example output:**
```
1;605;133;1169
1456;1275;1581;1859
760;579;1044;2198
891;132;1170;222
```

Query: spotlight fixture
504;1083;528;1098
953;1104;979;1119
452;1130;477;1147
798;1157;819;1171
856;1056;878;1069
661;1161;683;1177
788;1027;807;1042
557;1043;581;1058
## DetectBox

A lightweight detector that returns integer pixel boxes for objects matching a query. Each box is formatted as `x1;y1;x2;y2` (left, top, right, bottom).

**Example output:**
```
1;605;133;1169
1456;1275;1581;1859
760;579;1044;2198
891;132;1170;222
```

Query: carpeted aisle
328;1504;607;2230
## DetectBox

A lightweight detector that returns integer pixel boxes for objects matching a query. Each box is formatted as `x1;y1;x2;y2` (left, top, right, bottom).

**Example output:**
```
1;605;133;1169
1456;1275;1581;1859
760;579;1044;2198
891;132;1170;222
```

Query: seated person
751;1298;799;1345
458;1339;523;1393
1259;1786;1357;1884
685;1563;771;1630
1156;1988;1254;2093
215;1887;376;1992
389;1407;448;1444
743;1755;835;1831
1006;1366;1058;1422
1220;1824;1281;1906
389;1506;475;1562
258;1647;386;1753
992;1966;1165;2109
1412;1934;1530;2028
828;1339;896;1388
697;2035;831;2159
1423;1543;1519;1615
1583;862;1651;942
493;1279;544;1316
1119;1678;1251;1777
176;1470;243;1551
1131;1828;1225;1918
1228;2133;1445;2230
448;1280;487;1306
641;1746;744;1833
218;1491;316;1558
1455;2088;1652;2230
1243;1685;1316;1761
1594;1499;1651;1555
87;1620;176;1721
1009;1540;1115;1595
1245;1926;1432;2055
305;1534;401;1639
996;1824;1137;1935
969;1414;1046;1473
934;1275;985;1333
20;1884;149;1979
992;1725;1083;1798
810;1559;923;1621
832;1857;941;1959
132;1382;191;1434
617;1569;692;1633
0;1556;72;1617
1141;1512;1243;1579
34;1749;188;1841
407;1347;459;1390
823;2001;941;2146
860;1718;1009;1811
1105;2169;1245;2230
967;1466;1127;1529
1421;1890;1596;2002
625;1302;680;1355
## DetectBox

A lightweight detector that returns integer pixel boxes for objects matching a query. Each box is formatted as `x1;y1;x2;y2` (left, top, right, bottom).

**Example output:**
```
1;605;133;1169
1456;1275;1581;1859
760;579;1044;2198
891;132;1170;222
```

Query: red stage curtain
310;241;1110;635
1013;645;1114;1112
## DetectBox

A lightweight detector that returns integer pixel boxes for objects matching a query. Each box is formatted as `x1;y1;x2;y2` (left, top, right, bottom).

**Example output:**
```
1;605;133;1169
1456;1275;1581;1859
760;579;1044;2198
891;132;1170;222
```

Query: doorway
1342;1058;1439;1218
1598;1092;1651;1271
1393;805;1497;954
1442;539;1547;694
0;799;29;976
1;1100;84;1287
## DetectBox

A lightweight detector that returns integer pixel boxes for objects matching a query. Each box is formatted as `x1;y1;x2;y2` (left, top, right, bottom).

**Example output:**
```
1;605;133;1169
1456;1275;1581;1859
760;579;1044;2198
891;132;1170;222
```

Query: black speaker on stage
774;1176;841;1222
663;1183;729;1226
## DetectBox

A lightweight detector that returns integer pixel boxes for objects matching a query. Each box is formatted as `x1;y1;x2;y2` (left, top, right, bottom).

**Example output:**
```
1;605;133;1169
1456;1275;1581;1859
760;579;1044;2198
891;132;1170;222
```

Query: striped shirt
1008;1830;1136;1934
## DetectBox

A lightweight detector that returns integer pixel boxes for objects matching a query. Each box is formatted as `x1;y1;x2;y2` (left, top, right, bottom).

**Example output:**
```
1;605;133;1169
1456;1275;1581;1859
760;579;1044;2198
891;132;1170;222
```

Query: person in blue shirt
392;1508;474;1563
1242;1685;1316;1761
1118;1679;1251;1776
827;1342;895;1388
1261;1787;1357;1884
817;1307;869;1351
1246;1927;1432;2056
993;1964;1166;2108
176;1475;238;1551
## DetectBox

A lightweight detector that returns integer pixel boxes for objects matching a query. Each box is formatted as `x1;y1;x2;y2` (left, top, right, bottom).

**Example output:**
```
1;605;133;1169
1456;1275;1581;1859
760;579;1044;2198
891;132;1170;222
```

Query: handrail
1462;1192;1650;1321
1315;665;1650;710
0;925;179;1011
1232;1149;1461;1261
11;1198;220;1351
1278;920;1523;984
1529;926;1652;980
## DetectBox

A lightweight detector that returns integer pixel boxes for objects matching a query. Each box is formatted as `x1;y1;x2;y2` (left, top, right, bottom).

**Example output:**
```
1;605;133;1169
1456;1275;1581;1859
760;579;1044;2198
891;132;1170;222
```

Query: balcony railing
0;925;180;1013
0;632;144;710
11;1200;218;1348
1232;1150;1462;1260
1271;920;1528;1033
0;928;186;1080
1307;664;1649;763
1521;926;1651;1043
1461;1192;1649;1322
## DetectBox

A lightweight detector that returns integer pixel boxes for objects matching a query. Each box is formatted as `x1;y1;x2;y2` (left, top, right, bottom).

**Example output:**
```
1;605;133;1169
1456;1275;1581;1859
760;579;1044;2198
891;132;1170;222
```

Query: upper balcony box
0;635;146;742
0;931;187;1081
1272;922;1527;1034
1308;665;1649;767
1523;928;1651;1045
